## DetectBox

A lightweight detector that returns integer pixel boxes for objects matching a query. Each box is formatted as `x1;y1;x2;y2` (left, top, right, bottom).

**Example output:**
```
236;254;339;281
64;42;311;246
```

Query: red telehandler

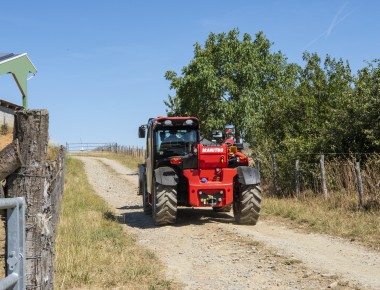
138;116;261;226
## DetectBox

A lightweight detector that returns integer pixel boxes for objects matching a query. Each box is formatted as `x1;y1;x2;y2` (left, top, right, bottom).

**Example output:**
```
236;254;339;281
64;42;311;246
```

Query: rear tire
233;184;261;225
138;179;143;195
153;183;177;226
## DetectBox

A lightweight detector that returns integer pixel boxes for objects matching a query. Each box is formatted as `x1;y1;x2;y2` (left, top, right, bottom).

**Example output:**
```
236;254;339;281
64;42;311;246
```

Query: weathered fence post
272;153;278;196
354;160;364;208
0;139;23;180
295;160;300;198
6;110;54;289
320;154;328;198
255;159;260;179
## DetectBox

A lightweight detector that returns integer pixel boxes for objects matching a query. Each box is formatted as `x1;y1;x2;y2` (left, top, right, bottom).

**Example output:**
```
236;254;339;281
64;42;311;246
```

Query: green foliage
165;29;380;194
165;29;289;141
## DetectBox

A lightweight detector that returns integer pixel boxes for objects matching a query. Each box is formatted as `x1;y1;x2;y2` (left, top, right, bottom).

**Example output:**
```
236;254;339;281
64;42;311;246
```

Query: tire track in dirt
75;156;379;290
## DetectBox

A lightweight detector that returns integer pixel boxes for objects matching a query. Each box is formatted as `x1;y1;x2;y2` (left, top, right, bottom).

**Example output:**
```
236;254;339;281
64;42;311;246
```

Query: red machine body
184;144;235;207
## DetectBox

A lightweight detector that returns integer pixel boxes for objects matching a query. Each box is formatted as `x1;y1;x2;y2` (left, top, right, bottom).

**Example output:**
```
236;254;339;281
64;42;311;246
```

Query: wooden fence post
320;154;328;198
255;159;260;179
6;110;54;289
0;139;23;180
295;160;300;198
272;153;278;196
354;161;364;208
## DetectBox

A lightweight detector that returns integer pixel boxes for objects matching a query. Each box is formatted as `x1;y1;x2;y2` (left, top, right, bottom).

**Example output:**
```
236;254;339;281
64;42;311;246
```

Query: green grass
55;157;178;289
262;194;380;250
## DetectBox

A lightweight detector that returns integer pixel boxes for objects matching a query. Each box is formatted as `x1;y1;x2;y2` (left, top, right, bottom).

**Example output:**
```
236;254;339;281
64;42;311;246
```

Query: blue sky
1;1;379;147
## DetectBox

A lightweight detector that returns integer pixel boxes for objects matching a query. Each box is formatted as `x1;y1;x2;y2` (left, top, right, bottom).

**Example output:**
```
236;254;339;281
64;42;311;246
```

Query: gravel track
75;156;380;290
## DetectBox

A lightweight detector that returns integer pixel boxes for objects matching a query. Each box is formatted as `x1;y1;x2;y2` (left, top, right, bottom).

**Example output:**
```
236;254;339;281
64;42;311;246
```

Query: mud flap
237;166;260;185
154;166;178;186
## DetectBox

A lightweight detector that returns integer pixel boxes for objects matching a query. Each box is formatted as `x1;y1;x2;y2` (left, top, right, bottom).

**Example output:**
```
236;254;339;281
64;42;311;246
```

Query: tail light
239;156;248;163
170;157;183;164
214;167;222;181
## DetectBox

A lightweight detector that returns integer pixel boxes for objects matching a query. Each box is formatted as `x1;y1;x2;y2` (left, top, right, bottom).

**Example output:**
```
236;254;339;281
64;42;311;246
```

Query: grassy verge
262;194;380;251
55;157;176;289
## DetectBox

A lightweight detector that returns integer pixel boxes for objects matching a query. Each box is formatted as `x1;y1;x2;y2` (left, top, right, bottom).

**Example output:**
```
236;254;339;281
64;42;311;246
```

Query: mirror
138;126;146;138
211;130;223;139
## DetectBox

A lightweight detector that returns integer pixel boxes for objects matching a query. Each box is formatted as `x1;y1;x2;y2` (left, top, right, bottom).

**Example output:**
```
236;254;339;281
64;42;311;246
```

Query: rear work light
170;157;183;164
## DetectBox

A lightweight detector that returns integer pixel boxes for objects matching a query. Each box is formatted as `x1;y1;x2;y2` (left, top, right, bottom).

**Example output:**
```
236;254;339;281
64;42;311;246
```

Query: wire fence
258;152;380;209
66;143;145;159
66;142;379;209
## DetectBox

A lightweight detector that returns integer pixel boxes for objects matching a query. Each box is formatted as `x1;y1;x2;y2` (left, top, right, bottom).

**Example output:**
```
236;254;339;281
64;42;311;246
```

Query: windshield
155;128;198;157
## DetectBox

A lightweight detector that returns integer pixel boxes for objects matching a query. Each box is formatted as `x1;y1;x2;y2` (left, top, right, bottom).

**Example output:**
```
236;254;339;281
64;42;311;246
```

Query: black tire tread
143;187;152;215
154;184;177;225
234;185;262;225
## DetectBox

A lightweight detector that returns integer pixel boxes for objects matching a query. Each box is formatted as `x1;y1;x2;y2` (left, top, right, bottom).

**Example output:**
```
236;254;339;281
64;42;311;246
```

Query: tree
350;60;380;152
282;52;355;155
165;29;379;194
165;29;289;142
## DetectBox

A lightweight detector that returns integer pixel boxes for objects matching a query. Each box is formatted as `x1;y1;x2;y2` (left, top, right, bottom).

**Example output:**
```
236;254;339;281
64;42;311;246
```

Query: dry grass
55;157;177;289
262;194;380;251
69;151;143;171
261;155;380;250
0;130;13;151
47;144;63;160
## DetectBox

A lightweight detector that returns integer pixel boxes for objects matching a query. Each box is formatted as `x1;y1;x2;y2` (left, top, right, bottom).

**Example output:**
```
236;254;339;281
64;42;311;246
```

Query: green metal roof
0;53;37;109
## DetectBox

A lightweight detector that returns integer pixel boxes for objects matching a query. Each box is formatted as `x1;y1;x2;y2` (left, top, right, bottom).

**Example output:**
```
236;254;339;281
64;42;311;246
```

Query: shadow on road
118;173;138;176
117;206;236;229
117;205;142;210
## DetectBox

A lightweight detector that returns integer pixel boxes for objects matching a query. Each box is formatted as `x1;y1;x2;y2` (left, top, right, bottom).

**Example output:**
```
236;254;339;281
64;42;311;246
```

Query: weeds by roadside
262;195;380;251
55;157;176;289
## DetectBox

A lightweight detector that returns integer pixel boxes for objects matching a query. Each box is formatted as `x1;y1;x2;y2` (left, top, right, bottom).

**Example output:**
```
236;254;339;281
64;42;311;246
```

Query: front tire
233;184;261;225
142;181;152;215
152;183;177;226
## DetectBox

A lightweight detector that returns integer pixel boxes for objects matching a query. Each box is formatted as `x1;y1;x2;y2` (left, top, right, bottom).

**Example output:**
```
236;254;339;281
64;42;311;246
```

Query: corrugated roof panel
0;53;17;62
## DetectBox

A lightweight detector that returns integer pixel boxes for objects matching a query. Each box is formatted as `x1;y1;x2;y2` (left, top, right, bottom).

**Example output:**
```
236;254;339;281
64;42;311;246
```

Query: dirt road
75;156;380;290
